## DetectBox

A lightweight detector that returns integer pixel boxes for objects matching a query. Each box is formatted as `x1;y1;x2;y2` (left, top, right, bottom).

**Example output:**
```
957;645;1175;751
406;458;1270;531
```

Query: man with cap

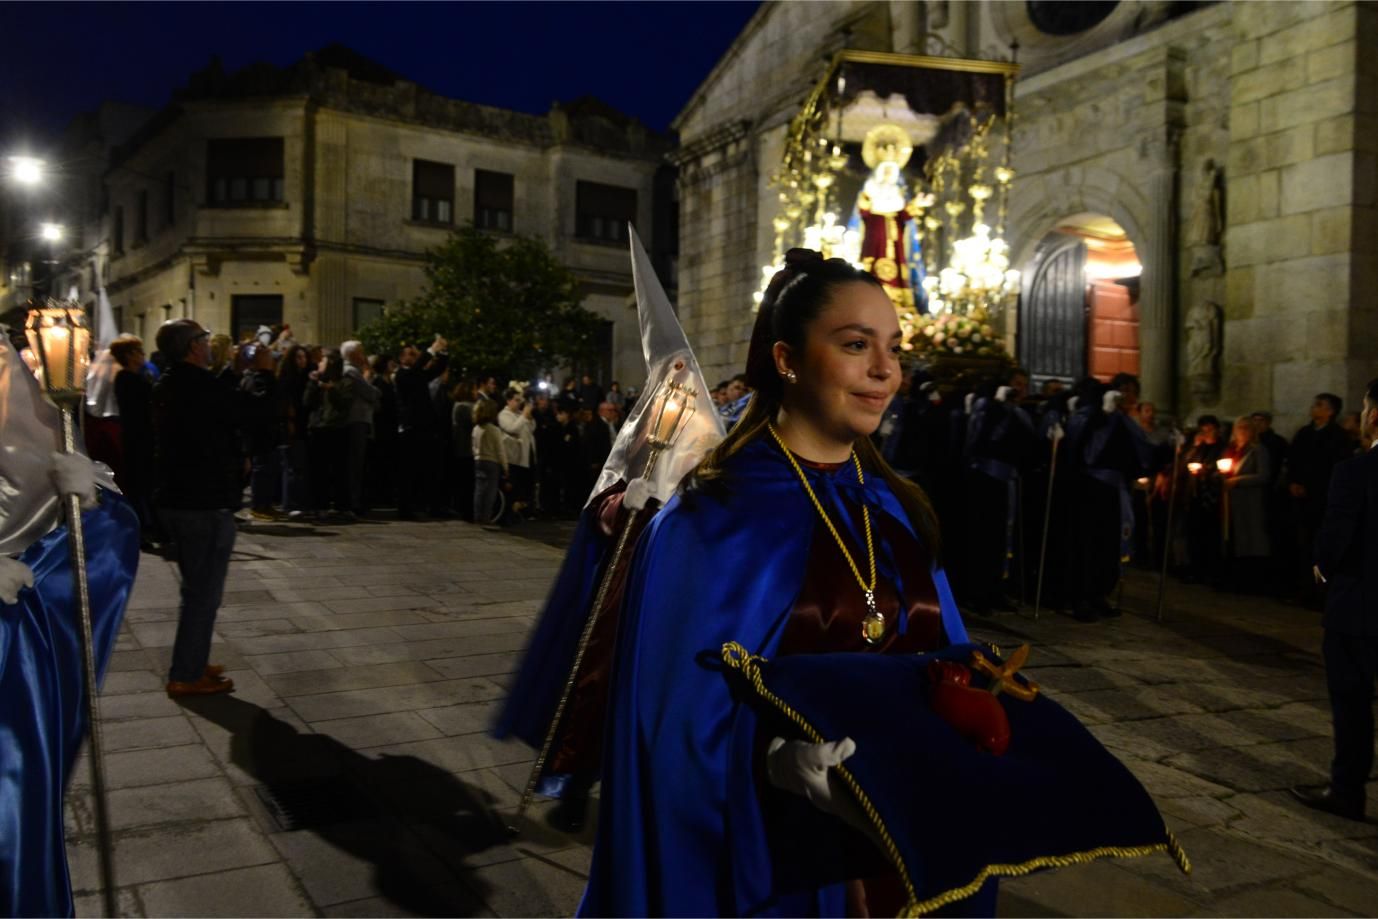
151;318;244;696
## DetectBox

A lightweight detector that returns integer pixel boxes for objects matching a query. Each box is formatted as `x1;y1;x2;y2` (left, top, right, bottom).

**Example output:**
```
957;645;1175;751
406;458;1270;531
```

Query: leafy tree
358;226;603;380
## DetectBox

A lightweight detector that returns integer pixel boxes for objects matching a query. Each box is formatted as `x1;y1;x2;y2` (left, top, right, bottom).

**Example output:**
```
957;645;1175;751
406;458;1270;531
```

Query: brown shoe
166;675;235;697
204;664;226;679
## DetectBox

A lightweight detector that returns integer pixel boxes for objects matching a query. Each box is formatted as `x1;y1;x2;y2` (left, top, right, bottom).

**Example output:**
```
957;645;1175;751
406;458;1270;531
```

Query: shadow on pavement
179;694;506;915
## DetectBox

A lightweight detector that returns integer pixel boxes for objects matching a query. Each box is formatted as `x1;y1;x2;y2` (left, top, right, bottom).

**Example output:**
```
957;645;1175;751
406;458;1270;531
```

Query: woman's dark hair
686;248;942;554
319;348;344;384
370;354;391;378
474;397;500;426
278;344;309;388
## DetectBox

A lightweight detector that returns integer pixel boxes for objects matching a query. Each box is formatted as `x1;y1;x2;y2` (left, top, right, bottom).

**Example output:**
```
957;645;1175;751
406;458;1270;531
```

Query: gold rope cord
720;642;1191;918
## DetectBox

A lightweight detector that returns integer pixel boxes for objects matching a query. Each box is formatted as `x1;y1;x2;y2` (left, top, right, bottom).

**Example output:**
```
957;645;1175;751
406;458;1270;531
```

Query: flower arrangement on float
910;308;1011;360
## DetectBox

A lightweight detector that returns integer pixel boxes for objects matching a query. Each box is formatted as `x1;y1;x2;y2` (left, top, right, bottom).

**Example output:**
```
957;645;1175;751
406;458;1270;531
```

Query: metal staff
516;380;696;820
26;302;118;916
1155;432;1184;623
1015;476;1026;607
1032;423;1063;621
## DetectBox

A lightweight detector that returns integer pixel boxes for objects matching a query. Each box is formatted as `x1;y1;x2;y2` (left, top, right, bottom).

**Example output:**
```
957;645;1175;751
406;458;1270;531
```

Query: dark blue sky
0;1;760;151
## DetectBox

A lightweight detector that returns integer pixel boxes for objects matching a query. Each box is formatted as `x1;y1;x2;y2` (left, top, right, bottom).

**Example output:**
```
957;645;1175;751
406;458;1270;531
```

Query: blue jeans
279;441;309;512
474;460;501;523
161;508;236;682
250;448;279;510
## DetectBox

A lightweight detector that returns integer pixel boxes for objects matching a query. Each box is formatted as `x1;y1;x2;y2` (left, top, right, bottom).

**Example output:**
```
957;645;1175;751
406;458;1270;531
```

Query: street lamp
7;155;46;186
40;221;64;242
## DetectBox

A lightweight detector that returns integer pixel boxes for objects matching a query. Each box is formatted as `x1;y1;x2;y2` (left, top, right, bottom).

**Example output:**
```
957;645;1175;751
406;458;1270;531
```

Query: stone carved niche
1185;299;1222;402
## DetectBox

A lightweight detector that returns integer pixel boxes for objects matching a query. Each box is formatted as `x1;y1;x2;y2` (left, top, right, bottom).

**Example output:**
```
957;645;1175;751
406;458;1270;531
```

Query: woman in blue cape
581;252;1185;917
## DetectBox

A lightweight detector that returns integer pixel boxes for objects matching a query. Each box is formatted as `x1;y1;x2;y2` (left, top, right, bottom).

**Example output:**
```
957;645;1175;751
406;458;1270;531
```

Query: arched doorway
1017;213;1141;383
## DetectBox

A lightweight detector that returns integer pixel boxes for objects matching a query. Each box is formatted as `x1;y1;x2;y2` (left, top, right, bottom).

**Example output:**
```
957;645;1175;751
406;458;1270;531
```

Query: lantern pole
515;379;695;823
27;301;119;915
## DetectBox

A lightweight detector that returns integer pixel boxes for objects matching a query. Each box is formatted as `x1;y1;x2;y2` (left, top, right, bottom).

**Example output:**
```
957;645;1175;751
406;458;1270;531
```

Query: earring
784;370;798;383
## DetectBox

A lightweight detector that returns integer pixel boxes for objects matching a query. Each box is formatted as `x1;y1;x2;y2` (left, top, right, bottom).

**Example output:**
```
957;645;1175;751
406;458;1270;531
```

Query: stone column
1140;150;1177;409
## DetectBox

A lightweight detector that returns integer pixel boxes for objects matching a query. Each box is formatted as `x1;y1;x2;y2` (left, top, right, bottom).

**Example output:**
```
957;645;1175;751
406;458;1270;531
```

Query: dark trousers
1067;477;1122;604
474;459;502;523
279;440;309;512
249;447;279;510
161;508;236;683
1323;630;1378;804
345;422;370;514
308;426;348;512
397;428;439;515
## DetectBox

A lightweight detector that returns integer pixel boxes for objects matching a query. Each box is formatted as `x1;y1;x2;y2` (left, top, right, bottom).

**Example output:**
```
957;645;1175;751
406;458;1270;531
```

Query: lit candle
1187;462;1203;475
655;393;685;445
1216;457;1234;475
26;305;90;395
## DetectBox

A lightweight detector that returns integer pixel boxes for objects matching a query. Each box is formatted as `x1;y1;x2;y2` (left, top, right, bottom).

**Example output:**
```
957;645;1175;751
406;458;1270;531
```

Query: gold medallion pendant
861;592;887;645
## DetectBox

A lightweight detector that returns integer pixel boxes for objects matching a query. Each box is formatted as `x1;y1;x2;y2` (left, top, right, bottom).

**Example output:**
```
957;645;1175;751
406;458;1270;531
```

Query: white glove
1170;429;1186;449
995;386;1013;403
1047;421;1065;442
0;557;35;605
1102;390;1123;413
51;453;99;509
964;392;976;414
1067;396;1080;412
623;476;664;511
767;736;857;816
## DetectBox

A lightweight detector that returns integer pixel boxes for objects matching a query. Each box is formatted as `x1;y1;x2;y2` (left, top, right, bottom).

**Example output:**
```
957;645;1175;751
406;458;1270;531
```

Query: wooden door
1018;236;1086;381
1087;280;1139;380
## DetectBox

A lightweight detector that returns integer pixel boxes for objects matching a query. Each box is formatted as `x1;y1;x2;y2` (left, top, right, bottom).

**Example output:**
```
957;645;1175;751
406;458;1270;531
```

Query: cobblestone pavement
64;515;1377;917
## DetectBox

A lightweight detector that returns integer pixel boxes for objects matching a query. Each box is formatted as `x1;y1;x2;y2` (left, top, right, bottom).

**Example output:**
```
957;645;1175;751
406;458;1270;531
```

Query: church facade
673;0;1377;433
86;49;674;385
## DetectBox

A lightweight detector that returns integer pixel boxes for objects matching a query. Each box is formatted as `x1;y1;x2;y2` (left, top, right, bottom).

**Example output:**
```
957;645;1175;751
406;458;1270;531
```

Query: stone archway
1017;214;1143;384
1005;168;1173;404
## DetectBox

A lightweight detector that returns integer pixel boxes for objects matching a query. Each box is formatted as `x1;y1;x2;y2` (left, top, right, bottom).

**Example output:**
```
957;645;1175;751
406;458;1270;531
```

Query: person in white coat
499;387;537;516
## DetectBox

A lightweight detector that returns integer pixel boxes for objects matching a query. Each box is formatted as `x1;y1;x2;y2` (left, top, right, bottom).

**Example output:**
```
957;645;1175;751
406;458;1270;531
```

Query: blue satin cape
1;494;139;917
580;438;968;917
491;506;609;793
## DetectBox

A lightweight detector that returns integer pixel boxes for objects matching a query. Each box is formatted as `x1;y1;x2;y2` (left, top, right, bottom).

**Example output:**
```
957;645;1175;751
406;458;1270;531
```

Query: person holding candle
1221;415;1272;590
1184;415;1225;584
580;250;1185;917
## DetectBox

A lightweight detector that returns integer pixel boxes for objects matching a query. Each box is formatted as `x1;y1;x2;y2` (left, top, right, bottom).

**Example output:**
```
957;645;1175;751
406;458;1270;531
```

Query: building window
113;206;125;255
207;138;285;205
412;160;454;224
165;171;176;227
136;190;149;243
576;181;637;243
474;169;514;232
353;298;386;331
231;294;283;344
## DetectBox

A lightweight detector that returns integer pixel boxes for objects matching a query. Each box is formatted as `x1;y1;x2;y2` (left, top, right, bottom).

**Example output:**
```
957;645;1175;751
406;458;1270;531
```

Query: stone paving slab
62;516;1378;917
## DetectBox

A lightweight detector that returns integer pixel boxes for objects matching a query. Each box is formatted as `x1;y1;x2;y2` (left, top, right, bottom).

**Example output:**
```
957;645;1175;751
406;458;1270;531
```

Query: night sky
0;1;761;152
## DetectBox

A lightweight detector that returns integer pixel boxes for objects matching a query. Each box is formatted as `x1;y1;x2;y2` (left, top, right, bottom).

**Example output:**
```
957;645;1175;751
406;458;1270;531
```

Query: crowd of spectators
91;325;641;536
87;321;1370;622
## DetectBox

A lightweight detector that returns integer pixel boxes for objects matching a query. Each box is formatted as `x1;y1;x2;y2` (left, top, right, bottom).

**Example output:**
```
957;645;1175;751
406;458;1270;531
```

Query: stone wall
1224;1;1367;433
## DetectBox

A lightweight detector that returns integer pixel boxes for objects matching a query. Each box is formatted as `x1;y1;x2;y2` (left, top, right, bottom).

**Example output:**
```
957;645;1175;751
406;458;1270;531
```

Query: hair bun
782;248;824;270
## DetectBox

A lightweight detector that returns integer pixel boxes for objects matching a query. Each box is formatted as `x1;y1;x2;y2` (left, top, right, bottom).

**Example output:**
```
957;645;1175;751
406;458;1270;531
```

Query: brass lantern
25;300;91;405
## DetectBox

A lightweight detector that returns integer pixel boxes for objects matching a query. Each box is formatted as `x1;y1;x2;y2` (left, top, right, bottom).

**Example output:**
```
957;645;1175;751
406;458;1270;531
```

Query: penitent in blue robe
580;437;1184;916
0;494;139;917
579;438;971;917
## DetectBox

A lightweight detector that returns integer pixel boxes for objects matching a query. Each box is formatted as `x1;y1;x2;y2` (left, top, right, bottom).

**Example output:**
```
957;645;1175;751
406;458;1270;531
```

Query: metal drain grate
254;776;371;832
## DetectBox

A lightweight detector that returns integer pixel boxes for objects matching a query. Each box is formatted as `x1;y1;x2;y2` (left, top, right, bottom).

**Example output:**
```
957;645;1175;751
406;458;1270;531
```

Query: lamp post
24;300;118;916
516;378;697;819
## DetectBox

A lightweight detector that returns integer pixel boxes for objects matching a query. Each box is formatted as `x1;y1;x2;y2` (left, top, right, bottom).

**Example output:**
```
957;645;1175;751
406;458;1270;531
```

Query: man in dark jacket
1292;378;1378;822
1287;393;1354;601
393;336;448;519
151;319;244;696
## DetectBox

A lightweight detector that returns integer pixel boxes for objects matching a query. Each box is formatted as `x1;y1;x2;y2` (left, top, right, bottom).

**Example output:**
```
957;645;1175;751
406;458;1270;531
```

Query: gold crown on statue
862;124;914;170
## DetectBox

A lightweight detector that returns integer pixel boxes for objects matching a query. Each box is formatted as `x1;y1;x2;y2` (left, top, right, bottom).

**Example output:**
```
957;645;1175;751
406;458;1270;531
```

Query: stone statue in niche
1187;159;1225;277
1186;299;1222;401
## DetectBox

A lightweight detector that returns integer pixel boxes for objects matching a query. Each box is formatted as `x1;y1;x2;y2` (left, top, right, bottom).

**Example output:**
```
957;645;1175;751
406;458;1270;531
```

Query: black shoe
1073;602;1099;623
548;792;590;833
1290;785;1365;821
